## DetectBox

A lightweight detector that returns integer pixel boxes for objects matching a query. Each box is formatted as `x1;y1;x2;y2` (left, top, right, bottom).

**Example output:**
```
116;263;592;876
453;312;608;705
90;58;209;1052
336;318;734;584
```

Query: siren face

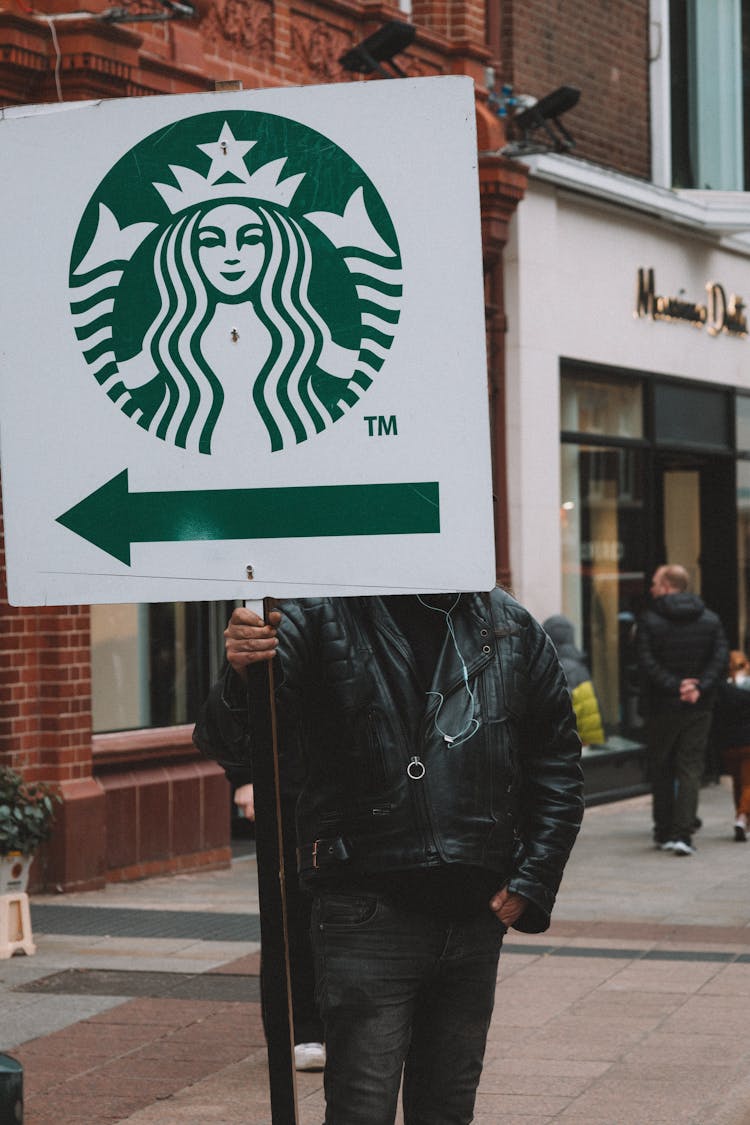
196;205;265;298
68;110;403;457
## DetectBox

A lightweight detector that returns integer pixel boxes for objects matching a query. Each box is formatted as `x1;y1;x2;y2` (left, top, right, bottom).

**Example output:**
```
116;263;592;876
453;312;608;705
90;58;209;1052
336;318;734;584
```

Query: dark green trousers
647;709;713;843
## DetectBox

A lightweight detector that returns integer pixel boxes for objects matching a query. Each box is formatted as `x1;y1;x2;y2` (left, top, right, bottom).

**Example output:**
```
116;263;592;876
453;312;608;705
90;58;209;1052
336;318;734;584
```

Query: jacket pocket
482;712;516;809
339;705;391;791
365;707;389;786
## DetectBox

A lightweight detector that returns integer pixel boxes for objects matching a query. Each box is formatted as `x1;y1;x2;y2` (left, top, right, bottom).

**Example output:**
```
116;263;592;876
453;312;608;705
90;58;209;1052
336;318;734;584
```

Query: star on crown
153;122;305;214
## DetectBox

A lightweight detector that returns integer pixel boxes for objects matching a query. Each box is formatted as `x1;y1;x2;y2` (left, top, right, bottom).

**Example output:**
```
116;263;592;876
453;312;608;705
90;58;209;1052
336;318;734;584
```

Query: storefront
505;157;750;795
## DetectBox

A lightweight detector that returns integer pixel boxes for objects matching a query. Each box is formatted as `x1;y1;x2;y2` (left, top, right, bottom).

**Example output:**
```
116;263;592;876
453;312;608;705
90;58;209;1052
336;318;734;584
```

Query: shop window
653;382;730;448
561;444;646;737
91;601;233;733
668;0;747;190
736;393;750;451
561;373;643;439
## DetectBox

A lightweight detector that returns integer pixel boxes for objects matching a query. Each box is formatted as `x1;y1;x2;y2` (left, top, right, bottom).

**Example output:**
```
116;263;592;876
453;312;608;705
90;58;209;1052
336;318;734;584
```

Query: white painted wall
505;184;564;620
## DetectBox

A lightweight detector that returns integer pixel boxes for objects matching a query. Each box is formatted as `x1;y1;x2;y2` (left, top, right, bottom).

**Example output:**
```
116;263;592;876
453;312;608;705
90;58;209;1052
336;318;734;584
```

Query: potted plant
0;766;61;894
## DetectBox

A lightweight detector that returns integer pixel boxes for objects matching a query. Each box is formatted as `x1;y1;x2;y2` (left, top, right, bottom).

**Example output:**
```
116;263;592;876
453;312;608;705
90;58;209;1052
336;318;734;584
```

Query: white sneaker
660;840;677;851
672;840;696;856
294;1042;326;1071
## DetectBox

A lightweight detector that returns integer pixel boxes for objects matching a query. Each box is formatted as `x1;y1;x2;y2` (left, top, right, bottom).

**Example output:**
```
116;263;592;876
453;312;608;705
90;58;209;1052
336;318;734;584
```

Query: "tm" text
364;415;398;437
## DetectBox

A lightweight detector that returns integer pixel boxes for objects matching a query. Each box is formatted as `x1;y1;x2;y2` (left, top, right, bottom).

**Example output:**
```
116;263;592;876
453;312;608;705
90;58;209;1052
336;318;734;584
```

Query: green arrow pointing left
56;470;441;566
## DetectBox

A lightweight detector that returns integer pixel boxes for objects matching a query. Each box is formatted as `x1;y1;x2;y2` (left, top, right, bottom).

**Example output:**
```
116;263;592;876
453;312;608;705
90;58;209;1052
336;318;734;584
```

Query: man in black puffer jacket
194;589;583;1125
637;565;727;856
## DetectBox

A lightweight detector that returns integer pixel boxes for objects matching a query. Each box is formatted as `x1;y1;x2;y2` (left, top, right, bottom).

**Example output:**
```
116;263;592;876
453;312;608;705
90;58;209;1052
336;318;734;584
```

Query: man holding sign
195;589;583;1124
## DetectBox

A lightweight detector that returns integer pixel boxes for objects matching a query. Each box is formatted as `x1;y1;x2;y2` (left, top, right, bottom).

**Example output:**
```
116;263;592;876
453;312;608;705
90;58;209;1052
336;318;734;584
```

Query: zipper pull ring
407;756;426;780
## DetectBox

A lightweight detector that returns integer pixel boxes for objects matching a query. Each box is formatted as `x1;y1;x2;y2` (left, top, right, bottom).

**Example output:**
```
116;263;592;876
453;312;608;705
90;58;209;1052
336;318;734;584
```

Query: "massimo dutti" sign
635;268;747;338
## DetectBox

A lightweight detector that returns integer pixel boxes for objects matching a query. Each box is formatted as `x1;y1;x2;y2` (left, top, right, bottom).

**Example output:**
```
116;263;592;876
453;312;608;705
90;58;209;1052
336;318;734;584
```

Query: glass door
661;469;702;592
654;452;737;648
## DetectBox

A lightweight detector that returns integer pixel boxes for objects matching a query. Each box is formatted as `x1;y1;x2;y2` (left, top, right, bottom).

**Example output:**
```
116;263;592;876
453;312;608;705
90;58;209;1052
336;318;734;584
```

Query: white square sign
0;76;495;605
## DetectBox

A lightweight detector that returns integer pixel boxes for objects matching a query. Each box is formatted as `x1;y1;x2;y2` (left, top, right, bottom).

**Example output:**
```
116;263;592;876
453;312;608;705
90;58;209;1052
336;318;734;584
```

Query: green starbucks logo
69;111;402;455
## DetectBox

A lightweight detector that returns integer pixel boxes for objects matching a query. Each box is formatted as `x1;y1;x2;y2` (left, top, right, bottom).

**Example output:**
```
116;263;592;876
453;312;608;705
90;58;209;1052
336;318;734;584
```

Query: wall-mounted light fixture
32;0;197;25
101;1;196;24
501;85;581;158
340;20;416;79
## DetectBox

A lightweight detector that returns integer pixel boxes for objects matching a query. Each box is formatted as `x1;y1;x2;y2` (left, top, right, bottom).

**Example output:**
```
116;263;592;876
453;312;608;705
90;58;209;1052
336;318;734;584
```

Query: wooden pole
246;597;299;1124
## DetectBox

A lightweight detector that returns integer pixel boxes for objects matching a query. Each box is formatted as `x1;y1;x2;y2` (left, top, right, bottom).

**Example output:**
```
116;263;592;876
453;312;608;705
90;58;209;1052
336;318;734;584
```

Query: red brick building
0;0;533;890
11;0;729;876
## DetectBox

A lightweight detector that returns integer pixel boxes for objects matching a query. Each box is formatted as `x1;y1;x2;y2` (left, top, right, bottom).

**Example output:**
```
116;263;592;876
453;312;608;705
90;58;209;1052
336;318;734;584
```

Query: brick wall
413;0;486;43
0;499;93;785
498;0;650;180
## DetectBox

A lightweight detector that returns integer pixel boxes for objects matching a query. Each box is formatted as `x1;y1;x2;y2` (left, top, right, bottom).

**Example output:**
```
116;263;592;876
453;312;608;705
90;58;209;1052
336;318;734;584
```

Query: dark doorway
653;451;737;645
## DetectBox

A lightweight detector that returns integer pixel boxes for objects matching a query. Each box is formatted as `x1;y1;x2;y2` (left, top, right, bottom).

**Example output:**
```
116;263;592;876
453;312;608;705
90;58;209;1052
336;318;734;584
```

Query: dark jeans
647;709;713;842
311;891;505;1125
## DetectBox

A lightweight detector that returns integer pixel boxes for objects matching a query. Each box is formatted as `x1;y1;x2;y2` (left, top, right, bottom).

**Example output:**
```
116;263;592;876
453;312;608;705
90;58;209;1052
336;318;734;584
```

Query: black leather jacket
194;589;583;933
637;593;727;714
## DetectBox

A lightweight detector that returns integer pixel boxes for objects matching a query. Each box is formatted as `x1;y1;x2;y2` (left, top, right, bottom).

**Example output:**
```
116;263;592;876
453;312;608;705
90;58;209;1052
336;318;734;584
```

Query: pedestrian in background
543;614;606;748
637;564;728;856
713;650;750;842
232;782;325;1071
194;705;325;1072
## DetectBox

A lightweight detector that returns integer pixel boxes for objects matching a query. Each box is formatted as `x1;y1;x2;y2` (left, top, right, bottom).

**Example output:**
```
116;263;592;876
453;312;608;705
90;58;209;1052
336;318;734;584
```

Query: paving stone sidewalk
2;779;749;1124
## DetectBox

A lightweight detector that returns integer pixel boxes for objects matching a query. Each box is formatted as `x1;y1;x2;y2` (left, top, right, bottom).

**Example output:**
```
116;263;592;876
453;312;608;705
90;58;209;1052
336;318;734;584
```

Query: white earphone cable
417;594;480;748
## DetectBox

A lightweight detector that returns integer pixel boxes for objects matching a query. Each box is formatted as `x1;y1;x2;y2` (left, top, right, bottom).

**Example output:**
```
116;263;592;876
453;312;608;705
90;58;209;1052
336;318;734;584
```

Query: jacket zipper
386;662;440;863
370;599;466;864
411;710;441;862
